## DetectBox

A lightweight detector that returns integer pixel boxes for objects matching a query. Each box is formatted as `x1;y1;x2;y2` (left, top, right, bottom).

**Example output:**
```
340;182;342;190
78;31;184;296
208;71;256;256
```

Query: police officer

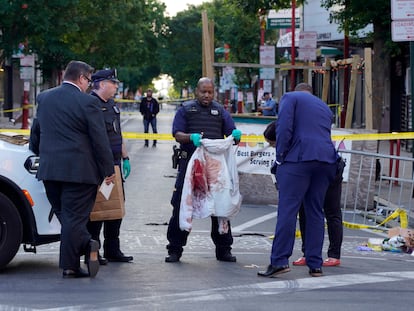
87;69;133;263
165;77;242;263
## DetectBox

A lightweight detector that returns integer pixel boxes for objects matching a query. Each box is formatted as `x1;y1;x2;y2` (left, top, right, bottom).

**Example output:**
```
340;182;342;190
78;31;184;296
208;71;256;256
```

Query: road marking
232;211;277;232
60;271;414;308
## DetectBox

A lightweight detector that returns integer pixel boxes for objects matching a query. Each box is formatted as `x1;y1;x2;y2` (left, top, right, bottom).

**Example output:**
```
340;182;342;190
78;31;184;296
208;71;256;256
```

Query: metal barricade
340;149;414;230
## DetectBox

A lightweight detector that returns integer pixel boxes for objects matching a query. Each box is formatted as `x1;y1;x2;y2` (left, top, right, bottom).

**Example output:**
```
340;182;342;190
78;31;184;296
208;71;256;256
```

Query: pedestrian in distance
29;60;115;278
87;68;133;264
165;77;242;263
140;88;160;147
258;82;338;278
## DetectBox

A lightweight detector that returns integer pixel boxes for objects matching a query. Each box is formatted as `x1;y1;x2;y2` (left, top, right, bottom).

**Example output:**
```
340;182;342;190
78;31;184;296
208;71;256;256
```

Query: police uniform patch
210;109;219;116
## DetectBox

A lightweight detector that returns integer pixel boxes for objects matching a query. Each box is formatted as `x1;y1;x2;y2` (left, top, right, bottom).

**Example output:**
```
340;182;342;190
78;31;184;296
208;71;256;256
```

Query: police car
0;132;60;270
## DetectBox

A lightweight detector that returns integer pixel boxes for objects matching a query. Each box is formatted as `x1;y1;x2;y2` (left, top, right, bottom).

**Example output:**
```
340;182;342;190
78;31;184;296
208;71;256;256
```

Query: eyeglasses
82;75;92;87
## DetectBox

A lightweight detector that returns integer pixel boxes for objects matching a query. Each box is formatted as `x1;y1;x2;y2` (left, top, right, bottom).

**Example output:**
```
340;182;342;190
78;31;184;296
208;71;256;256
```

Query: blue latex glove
123;159;131;179
190;133;202;147
232;129;242;141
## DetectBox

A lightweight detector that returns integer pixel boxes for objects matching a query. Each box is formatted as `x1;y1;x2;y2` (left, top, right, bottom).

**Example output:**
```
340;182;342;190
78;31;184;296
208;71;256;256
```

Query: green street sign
267;17;300;29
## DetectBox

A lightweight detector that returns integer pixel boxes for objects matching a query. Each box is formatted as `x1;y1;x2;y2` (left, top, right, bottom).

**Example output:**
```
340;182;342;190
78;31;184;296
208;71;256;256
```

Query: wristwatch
123;157;129;161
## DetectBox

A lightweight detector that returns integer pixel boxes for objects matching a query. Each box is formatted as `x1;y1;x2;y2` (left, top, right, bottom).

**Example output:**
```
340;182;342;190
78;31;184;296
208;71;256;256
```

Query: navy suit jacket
276;91;337;164
30;82;114;185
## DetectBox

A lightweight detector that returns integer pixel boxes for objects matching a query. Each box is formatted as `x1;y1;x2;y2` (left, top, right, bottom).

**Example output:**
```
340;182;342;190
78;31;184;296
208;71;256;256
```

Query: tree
0;0;167;89
233;0;402;131
160;0;266;91
213;0;261;88
159;6;204;90
69;0;167;92
321;0;397;130
0;0;80;75
232;0;296;12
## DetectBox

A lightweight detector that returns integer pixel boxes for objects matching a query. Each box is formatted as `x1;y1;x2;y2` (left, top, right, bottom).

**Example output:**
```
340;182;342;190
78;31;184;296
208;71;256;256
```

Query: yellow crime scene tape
343;208;408;230
3;130;414;143
1;105;34;113
269;210;407;240
0;124;410;234
268;208;409;240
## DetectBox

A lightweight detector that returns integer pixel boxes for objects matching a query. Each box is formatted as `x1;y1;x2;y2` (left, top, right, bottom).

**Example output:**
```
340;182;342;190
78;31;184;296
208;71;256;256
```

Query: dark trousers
87;219;123;257
299;162;344;259
166;159;233;257
271;161;336;269
143;117;157;145
43;181;97;270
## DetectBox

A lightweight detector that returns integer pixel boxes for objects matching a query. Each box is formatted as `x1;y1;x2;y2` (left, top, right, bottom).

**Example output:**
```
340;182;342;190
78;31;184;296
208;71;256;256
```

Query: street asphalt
1;106;414;310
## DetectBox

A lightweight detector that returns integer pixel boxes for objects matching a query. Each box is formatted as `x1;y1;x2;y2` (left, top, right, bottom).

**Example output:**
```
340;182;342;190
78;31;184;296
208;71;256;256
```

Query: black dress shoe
85;239;100;277
257;265;290;277
216;253;237;262
98;254;108;265
62;268;89;278
106;255;133;262
309;268;323;277
165;253;181;263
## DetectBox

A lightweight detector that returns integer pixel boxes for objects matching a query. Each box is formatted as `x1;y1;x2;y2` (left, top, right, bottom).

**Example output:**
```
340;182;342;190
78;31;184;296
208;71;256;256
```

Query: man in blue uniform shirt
258;92;277;116
165;77;242;263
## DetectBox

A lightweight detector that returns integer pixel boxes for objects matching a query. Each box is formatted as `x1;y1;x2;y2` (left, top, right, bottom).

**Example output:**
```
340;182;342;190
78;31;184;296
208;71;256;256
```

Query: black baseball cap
91;69;120;83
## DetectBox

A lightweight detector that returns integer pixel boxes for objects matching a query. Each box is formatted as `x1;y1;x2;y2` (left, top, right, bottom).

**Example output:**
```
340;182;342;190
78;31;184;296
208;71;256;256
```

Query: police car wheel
0;193;23;270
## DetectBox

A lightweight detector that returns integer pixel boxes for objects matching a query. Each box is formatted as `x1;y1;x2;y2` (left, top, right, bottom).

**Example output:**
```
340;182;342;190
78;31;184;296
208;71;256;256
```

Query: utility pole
290;0;296;91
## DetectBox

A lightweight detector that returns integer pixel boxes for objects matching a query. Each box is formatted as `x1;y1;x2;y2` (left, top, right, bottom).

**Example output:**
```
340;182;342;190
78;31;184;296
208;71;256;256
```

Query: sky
161;0;211;16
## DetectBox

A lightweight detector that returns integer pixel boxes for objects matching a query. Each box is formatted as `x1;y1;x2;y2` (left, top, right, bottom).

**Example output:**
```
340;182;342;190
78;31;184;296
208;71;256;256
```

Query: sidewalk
0;116;18;129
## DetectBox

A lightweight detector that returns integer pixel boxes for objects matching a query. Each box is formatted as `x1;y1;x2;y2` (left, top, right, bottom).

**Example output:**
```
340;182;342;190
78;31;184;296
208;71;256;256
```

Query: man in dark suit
29;60;115;278
258;83;338;278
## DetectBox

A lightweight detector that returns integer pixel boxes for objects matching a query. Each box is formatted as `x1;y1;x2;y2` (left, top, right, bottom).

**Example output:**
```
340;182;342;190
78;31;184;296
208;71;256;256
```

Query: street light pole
21;82;30;129
260;12;266;93
290;0;296;91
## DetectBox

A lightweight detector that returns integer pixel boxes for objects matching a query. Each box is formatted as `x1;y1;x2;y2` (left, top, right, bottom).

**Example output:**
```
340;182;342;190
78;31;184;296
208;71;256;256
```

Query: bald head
294;83;313;94
197;77;214;88
196;77;215;106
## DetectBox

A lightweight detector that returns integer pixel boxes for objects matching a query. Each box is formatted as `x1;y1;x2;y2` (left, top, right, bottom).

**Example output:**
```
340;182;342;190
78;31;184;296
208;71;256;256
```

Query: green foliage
159;0;265;91
159;7;203;90
319;0;401;130
0;0;80;70
232;0;295;12
319;0;404;55
0;0;166;88
321;0;391;35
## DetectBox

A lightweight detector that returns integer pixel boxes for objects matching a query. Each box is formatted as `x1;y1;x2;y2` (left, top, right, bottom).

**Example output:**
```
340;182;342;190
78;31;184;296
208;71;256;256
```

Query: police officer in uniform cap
165;77;242;263
87;69;133;263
